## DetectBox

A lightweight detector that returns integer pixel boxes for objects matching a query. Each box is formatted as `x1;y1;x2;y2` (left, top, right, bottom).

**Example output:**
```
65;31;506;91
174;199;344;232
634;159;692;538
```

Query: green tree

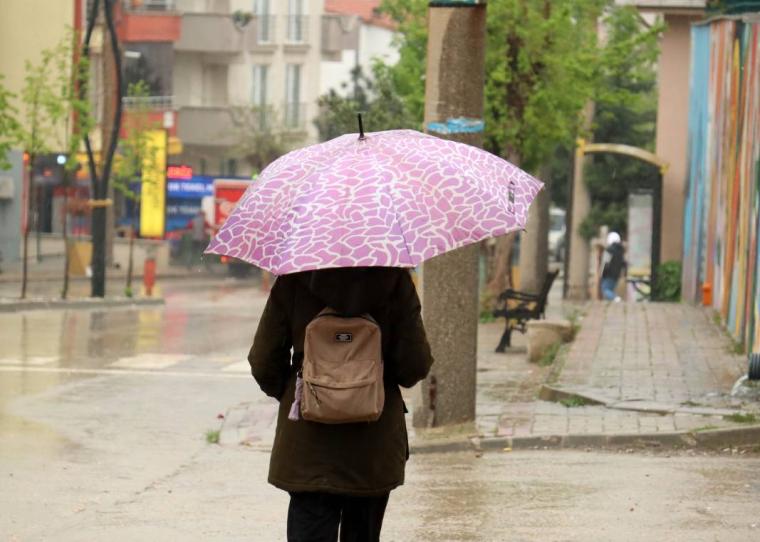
15;30;89;299
578;6;662;240
314;63;419;141
378;0;662;294
230;105;304;174
380;0;604;293
48;28;96;299
0;76;19;171
112;80;159;297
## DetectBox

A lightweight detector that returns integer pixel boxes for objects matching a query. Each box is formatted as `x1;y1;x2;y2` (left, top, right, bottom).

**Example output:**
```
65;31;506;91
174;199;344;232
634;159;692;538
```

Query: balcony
117;1;181;42
121;96;177;137
254;15;277;45
177;106;237;147
122;0;177;11
285;15;309;44
175;13;271;54
122;95;174;111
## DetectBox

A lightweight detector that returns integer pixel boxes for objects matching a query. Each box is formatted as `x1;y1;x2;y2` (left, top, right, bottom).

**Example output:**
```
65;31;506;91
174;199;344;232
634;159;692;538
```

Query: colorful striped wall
683;16;760;351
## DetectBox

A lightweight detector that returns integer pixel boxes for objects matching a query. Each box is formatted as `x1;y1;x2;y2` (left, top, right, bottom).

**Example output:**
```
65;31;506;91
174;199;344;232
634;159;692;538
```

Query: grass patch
691;425;721;433
479;310;496;324
723;413;758;424
730;340;745;355
538;342;561;367
205;429;221;444
563;308;584;340
560;396;589;408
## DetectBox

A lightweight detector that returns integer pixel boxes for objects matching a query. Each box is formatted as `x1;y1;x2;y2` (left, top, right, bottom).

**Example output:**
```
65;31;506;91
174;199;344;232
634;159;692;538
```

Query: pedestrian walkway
427;301;758;451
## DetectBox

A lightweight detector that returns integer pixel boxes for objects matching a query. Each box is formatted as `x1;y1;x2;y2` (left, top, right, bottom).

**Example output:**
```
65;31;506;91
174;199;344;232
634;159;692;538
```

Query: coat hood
296;267;406;316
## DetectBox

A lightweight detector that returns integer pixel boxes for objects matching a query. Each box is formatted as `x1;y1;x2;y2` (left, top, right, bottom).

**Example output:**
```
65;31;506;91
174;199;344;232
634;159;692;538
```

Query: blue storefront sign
167;175;215;199
165;175;214;233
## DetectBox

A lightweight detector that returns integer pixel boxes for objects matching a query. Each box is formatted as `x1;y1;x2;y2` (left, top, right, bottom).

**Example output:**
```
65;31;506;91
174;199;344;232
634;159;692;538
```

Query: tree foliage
113;80;160;203
380;0;604;171
231;105;304;174
0;76;19;171
313;63;419;141
579;6;663;239
379;1;661;174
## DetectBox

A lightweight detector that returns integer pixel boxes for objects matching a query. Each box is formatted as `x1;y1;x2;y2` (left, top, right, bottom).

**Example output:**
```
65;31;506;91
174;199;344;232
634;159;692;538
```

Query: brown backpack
289;308;385;424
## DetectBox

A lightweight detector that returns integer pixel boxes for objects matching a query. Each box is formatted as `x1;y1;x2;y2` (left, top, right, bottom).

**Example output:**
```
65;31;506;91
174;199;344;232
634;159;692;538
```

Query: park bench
492;269;559;353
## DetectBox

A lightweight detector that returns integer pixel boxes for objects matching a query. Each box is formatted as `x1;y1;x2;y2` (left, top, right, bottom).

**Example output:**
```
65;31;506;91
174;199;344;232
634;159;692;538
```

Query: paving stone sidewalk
222;292;760;452
458;302;759;448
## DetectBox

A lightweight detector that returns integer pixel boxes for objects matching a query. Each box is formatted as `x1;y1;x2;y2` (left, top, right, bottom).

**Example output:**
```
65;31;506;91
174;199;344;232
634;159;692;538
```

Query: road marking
111;354;190;370
222;361;250;373
0;365;251;379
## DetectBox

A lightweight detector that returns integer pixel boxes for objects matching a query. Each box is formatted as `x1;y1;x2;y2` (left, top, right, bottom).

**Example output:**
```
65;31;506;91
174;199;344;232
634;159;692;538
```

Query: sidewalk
221;298;760;454
410;301;758;452
0;256;227;302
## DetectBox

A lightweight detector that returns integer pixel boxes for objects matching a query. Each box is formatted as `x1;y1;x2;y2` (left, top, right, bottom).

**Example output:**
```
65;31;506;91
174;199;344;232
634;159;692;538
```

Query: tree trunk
91;0;123;298
35;185;42;263
61;183;70;299
126;203;135;297
486;234;514;296
518;174;551;294
20;157;34;299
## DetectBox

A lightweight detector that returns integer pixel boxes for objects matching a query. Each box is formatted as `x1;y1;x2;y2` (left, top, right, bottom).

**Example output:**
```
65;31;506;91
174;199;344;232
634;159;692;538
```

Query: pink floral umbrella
206;129;542;275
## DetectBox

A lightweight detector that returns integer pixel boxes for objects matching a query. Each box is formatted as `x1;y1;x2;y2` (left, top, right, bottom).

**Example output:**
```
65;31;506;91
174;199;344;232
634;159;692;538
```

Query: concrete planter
526;320;573;363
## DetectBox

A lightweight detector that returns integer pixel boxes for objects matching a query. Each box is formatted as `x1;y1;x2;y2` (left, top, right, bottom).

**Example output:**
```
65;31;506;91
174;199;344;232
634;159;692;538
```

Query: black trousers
287;492;390;542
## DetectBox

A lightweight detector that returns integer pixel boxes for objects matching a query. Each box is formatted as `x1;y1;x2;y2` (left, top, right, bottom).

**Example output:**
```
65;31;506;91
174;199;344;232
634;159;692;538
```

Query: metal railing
285;15;309;43
283;102;307;130
122;95;174;111
122;0;176;12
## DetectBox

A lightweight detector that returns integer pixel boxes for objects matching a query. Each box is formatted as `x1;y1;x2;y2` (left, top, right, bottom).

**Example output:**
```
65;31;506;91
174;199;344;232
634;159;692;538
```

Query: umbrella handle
357;113;365;141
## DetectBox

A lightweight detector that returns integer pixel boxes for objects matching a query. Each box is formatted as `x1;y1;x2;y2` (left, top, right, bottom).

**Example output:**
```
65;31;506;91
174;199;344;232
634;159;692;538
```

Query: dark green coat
249;268;434;496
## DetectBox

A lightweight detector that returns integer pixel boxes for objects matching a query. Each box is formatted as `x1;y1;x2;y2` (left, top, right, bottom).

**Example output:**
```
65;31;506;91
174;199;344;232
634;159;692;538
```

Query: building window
227;159;237;177
285;64;302;128
286;0;306;43
252;65;269;130
253;0;272;43
251;65;268;107
200;158;207;175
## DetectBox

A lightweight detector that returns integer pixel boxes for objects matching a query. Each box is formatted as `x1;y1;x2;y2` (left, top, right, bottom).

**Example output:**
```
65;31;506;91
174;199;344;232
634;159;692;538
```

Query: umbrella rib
370;138;415;267
386;178;415;267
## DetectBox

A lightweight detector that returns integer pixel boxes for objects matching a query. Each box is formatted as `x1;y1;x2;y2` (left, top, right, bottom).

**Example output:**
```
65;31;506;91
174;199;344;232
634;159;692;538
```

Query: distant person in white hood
601;232;626;302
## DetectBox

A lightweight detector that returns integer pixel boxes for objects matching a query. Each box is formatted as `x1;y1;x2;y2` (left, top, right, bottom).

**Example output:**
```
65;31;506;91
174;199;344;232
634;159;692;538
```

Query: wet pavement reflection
2;278;760;540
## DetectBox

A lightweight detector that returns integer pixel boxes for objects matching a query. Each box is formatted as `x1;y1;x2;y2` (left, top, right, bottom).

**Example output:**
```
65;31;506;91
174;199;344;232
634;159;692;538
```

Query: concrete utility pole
414;0;486;429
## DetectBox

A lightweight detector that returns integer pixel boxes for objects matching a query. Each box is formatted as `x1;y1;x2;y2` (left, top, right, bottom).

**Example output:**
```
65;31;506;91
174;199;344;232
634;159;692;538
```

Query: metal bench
492;269;559;353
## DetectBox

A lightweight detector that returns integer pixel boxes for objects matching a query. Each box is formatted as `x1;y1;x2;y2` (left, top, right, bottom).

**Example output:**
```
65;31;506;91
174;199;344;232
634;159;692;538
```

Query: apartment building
115;0;323;177
321;0;398;96
170;0;323;176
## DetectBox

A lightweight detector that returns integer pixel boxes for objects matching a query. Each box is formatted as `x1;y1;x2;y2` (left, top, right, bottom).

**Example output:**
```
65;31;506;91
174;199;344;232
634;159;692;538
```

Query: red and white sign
212;179;251;228
167;165;193;179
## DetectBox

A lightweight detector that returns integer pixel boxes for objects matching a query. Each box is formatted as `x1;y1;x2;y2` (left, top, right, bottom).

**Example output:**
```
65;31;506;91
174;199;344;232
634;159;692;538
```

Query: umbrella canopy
206;129;542;275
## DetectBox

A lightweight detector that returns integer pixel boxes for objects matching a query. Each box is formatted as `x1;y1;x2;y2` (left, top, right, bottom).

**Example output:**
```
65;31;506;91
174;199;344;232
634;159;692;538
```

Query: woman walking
249;266;434;541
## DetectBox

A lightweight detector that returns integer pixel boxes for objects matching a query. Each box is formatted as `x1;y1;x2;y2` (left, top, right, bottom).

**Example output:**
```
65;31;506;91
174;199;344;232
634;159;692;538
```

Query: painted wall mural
683;17;760;350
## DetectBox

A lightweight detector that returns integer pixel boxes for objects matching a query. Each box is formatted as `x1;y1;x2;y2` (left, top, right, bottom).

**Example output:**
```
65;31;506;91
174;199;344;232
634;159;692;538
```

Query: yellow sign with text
139;130;167;238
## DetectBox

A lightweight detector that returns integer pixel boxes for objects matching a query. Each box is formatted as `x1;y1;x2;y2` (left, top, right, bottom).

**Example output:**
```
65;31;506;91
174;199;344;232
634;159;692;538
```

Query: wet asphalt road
2;278;760;541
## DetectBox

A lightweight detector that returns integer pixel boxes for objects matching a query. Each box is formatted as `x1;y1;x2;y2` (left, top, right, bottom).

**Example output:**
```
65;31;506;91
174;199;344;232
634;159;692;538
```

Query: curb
0;297;165;312
409;424;760;455
0;270;221;284
538;384;746;417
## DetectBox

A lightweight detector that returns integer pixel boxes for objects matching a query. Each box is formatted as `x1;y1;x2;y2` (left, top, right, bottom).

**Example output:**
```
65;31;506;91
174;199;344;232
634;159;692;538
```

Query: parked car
549;207;566;262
